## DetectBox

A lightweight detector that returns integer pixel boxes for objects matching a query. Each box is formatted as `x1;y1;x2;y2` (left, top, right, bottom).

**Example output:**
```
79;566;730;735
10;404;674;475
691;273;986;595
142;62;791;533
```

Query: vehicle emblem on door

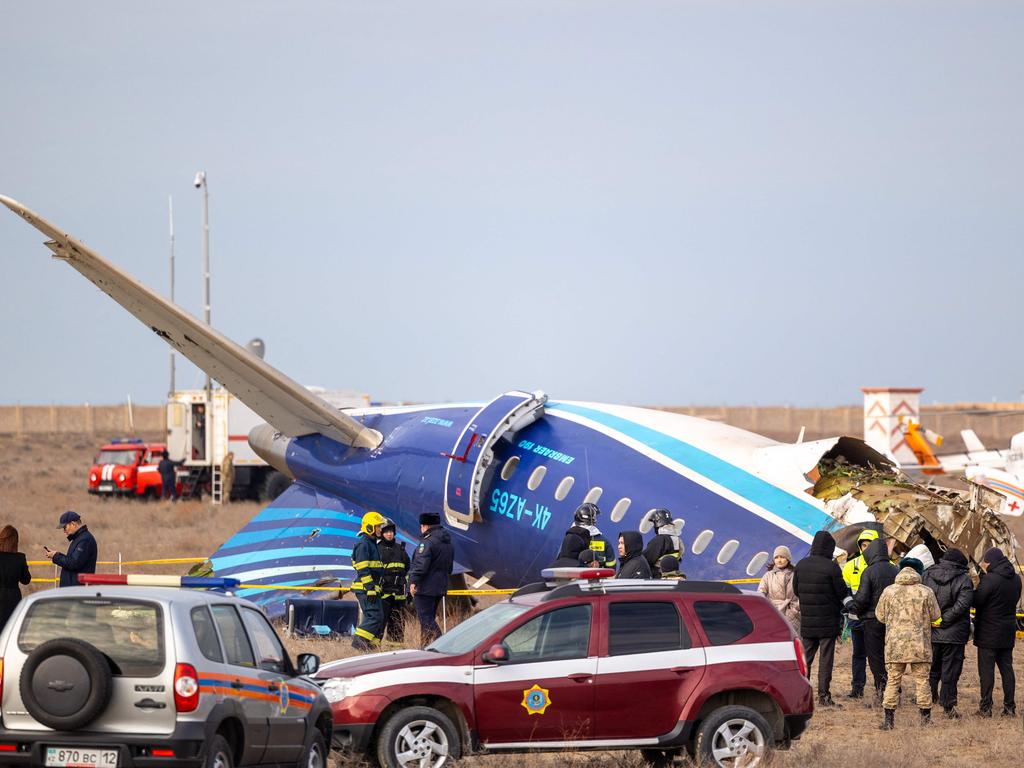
520;684;551;715
279;684;290;714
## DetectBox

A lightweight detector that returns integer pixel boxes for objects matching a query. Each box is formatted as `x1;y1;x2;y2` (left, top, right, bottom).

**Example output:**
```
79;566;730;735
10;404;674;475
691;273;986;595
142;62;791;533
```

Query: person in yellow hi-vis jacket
350;511;386;651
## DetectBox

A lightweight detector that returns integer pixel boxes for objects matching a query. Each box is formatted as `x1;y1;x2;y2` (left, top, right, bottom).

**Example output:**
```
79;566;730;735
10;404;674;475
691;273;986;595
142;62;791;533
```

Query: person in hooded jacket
972;547;1022;717
793;530;853;707
378;518;411;642
851;538;898;700
921;548;973;718
616;531;652;579
875;558;941;730
758;545;799;632
549;516;592;568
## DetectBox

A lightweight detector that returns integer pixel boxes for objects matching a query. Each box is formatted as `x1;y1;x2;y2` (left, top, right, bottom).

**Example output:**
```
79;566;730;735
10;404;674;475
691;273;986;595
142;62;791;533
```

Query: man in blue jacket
408;512;454;645
45;511;97;587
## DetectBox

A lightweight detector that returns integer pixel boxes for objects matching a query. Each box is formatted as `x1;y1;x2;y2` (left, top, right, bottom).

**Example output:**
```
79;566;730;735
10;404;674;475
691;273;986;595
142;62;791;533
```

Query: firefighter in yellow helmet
841;527;880;698
350;511;386;651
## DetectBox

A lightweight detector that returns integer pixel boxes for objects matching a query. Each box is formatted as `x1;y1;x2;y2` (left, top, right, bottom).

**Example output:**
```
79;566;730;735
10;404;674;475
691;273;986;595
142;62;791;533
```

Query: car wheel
19;638;113;730
375;705;461;768
298;731;327;768
695;705;772;767
205;734;234;768
641;747;682;767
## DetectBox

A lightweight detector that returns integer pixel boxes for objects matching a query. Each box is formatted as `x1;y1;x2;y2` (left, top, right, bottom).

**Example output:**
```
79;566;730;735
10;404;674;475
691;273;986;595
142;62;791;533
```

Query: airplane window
610;498;631;523
527;466;547;491
554;476;575;501
501;456;520;481
583;487;603;505
691;530;714;555
746;551;770;576
717;540;740;565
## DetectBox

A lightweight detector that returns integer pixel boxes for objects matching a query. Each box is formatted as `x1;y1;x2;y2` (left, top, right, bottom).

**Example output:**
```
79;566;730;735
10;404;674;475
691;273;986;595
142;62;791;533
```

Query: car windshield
19;598;165;677
426;601;532;655
96;450;138;465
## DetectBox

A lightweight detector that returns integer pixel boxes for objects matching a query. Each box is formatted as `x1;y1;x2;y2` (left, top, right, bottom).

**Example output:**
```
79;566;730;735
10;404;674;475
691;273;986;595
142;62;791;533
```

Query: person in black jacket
44;511;97;587
616;531;652;579
378;518;411;642
642;508;681;577
408;512;454;645
973;547;1022;716
793;530;853;707
851;538;898;700
0;525;31;630
921;548;973;718
549;518;592;568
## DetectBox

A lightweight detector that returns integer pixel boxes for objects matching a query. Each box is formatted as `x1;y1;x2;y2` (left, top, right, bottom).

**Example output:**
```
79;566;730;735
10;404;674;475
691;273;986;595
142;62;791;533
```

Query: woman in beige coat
758;545;800;632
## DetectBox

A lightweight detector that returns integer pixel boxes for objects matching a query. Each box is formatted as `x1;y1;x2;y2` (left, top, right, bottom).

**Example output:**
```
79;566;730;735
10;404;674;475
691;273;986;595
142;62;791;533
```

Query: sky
2;1;1022;408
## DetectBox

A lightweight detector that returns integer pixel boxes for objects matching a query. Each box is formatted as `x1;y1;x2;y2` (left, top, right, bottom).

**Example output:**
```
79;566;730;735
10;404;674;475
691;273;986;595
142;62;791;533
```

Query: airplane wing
0;195;382;450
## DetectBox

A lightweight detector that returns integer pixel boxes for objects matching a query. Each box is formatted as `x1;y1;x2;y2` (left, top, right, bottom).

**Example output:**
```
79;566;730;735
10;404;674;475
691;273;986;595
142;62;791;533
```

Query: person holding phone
45;511;97;587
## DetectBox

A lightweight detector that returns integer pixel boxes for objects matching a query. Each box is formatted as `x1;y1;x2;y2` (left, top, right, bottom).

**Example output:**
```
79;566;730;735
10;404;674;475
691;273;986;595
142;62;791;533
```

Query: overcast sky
2;1;1021;408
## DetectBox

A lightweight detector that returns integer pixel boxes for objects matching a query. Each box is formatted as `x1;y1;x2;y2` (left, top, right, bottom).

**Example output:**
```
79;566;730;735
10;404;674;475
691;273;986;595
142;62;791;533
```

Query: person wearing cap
852;537;898;702
793;530;854;708
875;556;941;729
758;545;799;632
44;512;97;588
408;512;454;645
972;546;1022;717
921;548;973;718
157;450;180;501
350;511;386;651
378;518;411;642
578;549;600;569
658;554;686;580
841;528;880;699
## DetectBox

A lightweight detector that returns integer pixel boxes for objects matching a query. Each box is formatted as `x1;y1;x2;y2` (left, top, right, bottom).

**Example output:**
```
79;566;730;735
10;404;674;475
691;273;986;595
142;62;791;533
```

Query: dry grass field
3;432;1024;766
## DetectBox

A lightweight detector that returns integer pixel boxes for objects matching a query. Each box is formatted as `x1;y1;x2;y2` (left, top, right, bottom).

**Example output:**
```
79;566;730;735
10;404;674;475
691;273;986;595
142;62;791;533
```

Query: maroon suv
316;575;813;768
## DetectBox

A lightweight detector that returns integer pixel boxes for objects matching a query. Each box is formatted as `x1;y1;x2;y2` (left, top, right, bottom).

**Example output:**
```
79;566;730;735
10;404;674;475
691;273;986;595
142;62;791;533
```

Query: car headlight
321;677;354;703
90;473;98;483
117;472;126;483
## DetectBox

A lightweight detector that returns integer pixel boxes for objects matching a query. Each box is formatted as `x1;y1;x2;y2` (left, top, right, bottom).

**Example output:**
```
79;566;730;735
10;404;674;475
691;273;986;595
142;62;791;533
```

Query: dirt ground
4;432;1024;766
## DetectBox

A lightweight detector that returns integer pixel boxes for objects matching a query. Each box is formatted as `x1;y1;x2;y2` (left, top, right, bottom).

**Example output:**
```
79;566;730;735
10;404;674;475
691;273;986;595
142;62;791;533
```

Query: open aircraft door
166;400;188;461
443;391;547;530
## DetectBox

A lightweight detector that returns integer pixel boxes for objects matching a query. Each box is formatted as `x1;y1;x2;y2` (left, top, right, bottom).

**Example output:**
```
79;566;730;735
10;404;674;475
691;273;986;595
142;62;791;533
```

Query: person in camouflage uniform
875;557;941;730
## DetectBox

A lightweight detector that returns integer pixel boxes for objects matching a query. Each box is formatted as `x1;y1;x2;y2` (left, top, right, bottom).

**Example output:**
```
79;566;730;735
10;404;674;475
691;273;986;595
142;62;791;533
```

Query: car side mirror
297;653;320;676
482;643;510;665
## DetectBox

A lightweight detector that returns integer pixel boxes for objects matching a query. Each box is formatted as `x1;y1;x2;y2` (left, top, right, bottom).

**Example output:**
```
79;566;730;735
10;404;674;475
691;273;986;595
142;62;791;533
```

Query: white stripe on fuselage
545;404;816;544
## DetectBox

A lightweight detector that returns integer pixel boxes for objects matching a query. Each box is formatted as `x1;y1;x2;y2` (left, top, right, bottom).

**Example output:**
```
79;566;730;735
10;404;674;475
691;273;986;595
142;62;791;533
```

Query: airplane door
443;391;547;530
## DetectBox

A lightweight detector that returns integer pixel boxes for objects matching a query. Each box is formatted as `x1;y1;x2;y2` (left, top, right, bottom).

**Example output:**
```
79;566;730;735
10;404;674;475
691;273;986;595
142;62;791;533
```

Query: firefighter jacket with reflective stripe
586;528;617;569
842;554;868;594
378;538;410;600
350;533;383;596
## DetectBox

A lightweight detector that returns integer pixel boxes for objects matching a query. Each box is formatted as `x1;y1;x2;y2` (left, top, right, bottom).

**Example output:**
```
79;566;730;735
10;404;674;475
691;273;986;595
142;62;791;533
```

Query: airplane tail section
0;195;381;449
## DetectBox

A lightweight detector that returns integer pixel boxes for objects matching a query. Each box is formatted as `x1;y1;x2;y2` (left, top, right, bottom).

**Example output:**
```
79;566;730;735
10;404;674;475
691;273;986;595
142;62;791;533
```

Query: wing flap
1;195;381;449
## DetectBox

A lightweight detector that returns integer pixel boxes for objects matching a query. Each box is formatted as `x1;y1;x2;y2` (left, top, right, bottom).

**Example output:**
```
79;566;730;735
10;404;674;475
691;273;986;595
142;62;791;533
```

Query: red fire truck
87;438;175;498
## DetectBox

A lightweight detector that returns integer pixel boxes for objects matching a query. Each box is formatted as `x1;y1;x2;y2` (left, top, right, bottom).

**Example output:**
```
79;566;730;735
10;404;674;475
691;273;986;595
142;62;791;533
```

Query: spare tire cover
20;638;113;730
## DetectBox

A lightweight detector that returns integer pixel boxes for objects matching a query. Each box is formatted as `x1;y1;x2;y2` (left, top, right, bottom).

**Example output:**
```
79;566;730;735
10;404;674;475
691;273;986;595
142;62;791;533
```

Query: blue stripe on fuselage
546;402;831;535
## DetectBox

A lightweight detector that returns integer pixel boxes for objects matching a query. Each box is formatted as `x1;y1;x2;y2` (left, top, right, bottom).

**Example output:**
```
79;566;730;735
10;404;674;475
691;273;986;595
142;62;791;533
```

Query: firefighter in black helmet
573;502;616;571
378;518;411;642
643;508;681;577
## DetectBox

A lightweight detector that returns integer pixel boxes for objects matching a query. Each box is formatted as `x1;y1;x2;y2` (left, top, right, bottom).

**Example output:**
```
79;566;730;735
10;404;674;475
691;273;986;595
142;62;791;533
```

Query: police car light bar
79;574;240;589
540;567;615;581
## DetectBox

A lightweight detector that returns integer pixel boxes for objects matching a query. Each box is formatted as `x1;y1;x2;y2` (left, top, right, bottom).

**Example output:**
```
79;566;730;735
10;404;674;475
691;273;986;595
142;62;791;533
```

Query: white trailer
166;387;370;502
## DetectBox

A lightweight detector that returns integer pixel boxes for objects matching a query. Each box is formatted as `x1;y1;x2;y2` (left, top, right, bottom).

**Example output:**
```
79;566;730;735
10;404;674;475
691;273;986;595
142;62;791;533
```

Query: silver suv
0;586;332;768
